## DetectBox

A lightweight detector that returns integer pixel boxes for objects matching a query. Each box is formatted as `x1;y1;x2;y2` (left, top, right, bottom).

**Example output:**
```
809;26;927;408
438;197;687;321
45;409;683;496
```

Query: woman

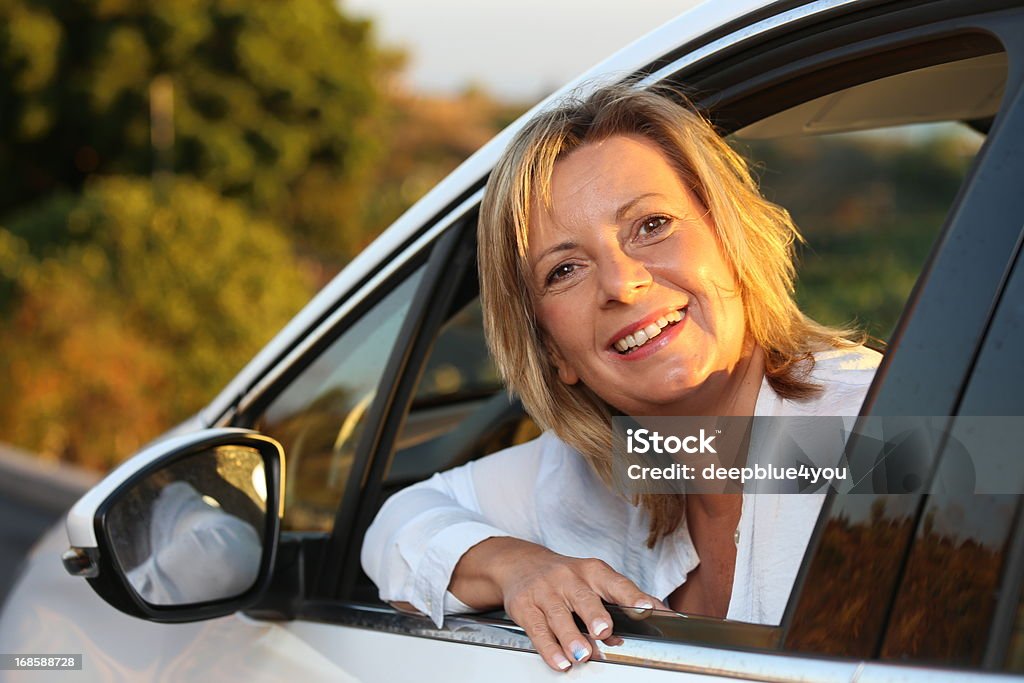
362;83;879;673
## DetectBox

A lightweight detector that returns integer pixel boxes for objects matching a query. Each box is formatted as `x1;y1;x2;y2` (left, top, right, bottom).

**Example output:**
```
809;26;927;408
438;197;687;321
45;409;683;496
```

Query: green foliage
0;0;397;263
740;128;982;341
0;0;523;471
0;177;313;468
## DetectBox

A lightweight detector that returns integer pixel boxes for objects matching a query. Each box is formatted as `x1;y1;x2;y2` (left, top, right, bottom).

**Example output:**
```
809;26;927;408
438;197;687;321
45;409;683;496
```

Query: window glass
254;267;425;531
889;247;1024;669
395;298;504;453
413;299;502;405
884;491;1020;667
1008;609;1024;672
966;249;1024;672
386;295;539;489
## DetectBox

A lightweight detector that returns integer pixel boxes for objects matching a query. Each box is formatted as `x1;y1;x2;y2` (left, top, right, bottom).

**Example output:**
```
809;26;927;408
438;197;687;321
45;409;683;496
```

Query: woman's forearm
447;536;540;609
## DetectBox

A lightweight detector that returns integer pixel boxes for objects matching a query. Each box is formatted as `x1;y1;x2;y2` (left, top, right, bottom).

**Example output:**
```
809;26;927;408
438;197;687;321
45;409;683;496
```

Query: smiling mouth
613;308;687;355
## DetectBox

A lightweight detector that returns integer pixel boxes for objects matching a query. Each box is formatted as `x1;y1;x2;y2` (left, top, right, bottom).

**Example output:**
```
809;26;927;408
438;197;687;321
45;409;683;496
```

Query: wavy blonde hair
478;83;861;546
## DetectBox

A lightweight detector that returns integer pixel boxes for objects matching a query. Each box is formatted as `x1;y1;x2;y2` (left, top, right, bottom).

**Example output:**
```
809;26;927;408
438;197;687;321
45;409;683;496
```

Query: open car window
731;49;1004;344
347;37;1009;649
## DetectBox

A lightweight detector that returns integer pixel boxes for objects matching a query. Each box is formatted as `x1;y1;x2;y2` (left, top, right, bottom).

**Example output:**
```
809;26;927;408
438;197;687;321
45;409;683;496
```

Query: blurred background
0;0;981;542
0;0;698;473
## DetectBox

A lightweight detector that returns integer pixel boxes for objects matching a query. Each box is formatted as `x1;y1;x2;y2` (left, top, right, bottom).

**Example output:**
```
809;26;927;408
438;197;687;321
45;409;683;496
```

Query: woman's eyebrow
533;241;577;271
615;192;666;222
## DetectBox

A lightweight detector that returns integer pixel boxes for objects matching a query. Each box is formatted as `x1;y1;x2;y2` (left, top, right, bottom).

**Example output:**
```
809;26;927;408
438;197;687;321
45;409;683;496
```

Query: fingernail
633;601;654;614
571;642;590;661
591;619;610;636
554;653;571;670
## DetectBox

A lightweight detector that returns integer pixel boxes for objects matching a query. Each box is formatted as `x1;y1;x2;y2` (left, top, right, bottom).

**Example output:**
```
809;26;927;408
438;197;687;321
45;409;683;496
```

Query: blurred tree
0;0;529;471
359;87;527;235
739;127;982;340
0;177;313;469
0;0;399;265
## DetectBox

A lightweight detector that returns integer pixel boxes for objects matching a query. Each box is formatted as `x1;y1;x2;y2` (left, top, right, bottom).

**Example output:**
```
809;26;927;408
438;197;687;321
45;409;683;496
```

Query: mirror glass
105;444;268;606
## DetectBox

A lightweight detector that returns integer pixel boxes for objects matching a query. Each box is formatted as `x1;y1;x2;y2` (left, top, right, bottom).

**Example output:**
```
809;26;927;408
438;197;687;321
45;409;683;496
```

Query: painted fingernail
633;601;654;614
554;653;571;671
571;642;590;661
591;619;610;636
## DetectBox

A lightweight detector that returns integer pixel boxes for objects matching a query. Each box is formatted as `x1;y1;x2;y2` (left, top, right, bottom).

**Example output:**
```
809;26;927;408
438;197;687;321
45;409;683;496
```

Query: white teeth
614;308;686;354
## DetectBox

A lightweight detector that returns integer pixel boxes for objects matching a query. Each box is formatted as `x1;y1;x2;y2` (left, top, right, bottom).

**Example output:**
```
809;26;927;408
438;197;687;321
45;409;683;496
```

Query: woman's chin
615;384;709;416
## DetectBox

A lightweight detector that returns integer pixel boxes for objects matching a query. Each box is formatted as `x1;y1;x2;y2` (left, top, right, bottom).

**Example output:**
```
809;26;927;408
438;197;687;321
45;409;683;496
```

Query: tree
0;0;399;264
0;177;313;469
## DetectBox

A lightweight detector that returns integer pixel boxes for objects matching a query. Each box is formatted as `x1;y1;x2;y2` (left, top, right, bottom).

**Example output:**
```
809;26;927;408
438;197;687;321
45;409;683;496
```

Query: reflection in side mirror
104;445;269;606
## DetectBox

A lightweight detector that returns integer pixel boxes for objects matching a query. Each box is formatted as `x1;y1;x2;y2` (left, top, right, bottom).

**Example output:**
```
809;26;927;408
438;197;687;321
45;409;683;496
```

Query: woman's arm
360;464;516;625
361;433;665;673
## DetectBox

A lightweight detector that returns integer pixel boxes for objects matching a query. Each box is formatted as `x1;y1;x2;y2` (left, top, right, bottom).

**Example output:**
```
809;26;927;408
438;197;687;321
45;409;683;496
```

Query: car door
180;2;1024;682
870;212;1024;673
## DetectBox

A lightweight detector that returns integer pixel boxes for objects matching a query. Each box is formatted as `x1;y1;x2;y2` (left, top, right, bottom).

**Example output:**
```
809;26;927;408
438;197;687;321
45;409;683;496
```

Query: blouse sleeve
360;433;551;627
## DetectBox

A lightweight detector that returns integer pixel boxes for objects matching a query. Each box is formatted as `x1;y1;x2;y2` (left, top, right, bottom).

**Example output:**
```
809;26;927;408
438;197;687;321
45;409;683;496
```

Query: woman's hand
449;537;666;672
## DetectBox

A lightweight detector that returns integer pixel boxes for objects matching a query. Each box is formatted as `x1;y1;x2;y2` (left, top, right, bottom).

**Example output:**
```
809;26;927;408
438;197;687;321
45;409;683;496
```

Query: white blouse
361;345;881;628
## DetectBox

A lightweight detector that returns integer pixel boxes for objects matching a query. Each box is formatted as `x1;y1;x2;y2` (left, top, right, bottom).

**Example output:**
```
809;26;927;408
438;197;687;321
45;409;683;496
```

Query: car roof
201;0;829;425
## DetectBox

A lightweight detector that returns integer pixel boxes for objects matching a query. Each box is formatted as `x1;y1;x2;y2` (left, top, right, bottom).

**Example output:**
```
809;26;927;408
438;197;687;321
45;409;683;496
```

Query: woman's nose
596;248;652;306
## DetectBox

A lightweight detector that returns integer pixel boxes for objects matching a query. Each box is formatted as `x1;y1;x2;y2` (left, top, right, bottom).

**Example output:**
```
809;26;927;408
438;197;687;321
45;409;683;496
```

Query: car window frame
782;6;1024;663
228;189;484;595
901;220;1024;670
321;210;481;600
962;219;1024;673
712;3;1024;663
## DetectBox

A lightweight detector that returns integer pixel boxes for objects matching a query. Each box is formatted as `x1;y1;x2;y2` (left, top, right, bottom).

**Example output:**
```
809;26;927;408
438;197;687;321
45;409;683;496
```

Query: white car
4;0;1024;680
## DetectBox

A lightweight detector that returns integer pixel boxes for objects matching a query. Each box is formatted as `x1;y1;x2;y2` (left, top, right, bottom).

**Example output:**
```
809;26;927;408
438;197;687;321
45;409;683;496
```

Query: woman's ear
538;325;580;385
548;343;580;386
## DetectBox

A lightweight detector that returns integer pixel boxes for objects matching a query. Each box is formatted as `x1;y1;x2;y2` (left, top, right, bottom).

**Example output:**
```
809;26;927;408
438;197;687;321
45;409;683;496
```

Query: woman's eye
638;215;670;237
546;263;577;285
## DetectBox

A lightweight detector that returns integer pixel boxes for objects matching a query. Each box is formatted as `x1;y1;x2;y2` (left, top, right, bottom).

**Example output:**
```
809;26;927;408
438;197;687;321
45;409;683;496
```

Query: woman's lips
612;308;684;352
606;306;687;350
609;308;688;362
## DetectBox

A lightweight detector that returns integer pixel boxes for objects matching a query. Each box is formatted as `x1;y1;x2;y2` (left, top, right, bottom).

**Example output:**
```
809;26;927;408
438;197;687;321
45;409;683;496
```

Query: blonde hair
478;83;861;546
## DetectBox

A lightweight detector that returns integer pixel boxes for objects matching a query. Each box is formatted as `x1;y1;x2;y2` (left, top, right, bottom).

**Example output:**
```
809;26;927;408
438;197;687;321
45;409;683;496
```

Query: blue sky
343;0;704;101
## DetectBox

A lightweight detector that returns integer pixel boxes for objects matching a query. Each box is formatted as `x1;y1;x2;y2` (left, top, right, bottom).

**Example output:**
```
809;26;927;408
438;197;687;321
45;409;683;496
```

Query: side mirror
63;428;285;622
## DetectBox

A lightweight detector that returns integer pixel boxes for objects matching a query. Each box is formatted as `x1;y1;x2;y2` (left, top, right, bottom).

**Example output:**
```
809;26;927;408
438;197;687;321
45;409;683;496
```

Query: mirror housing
63;428;285;622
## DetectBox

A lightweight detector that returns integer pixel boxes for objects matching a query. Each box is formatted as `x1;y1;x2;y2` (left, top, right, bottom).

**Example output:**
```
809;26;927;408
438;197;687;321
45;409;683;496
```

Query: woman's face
527;134;749;416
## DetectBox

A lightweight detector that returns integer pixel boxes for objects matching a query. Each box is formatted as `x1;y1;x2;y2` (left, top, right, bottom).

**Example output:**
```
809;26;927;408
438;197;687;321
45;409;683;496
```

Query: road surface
0;444;98;608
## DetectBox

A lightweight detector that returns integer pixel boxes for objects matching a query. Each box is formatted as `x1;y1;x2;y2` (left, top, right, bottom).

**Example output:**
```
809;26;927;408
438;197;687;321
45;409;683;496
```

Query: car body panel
0;529;358;683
